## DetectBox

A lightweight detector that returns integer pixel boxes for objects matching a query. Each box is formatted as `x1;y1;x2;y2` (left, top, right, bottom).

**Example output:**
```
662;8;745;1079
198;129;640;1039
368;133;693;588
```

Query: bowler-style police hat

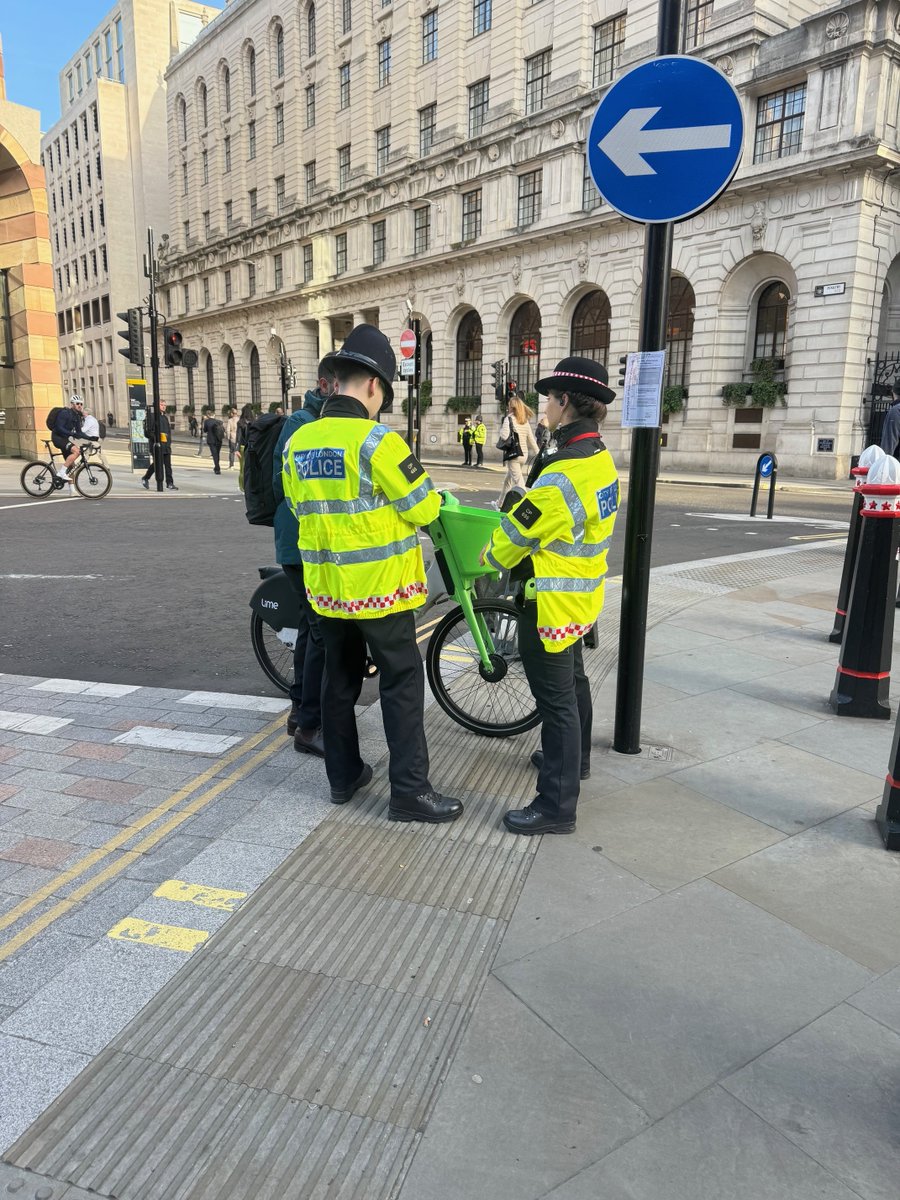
536;356;615;405
321;324;396;407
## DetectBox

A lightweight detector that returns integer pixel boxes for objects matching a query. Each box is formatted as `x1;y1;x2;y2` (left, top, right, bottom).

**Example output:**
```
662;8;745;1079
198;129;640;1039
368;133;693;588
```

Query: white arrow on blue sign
758;454;775;478
588;56;744;224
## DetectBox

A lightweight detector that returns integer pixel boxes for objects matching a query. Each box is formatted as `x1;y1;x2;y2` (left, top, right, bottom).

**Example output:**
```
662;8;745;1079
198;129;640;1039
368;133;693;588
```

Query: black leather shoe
286;705;300;736
330;763;372;804
294;727;325;758
530;750;590;780
503;803;575;836
389;791;463;824
141;479;150;489
167;484;179;491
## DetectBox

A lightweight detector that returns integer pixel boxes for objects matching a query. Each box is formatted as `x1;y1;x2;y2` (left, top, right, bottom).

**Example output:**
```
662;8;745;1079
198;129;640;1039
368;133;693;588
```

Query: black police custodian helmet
321;324;396;406
536;356;615;405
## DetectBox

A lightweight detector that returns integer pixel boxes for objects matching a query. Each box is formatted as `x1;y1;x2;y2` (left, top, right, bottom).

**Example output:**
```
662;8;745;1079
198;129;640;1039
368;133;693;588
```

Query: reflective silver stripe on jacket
537;471;587;528
484;548;506;573
533;572;608;593
500;515;541;554
301;533;419;565
394;478;435;513
292;495;387;518
544;536;611;559
359;423;391;495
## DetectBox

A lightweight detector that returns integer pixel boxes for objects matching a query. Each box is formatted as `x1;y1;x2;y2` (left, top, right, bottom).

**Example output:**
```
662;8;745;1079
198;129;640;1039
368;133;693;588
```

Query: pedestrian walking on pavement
282;324;463;825
203;411;225;473
458;418;474;467
272;363;337;757
484;357;619;835
188;412;199;439
141;399;178;490
224;408;239;468
236;403;254;489
497;392;539;506
881;383;900;459
472;415;486;467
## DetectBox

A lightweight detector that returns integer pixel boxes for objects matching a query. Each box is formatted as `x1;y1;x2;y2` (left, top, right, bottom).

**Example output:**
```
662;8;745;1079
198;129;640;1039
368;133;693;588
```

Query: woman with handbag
497;391;539;504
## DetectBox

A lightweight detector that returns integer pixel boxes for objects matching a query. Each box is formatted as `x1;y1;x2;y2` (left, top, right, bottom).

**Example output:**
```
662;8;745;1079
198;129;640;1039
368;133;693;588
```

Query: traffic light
117;308;143;366
163;327;183;368
507;379;517;399
491;360;505;400
618;355;629;388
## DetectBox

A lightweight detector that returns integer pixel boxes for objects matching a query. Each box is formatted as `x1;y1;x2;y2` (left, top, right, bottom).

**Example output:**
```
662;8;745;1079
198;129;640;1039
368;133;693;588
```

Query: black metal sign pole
145;228;164;492
414;318;422;461
613;0;680;755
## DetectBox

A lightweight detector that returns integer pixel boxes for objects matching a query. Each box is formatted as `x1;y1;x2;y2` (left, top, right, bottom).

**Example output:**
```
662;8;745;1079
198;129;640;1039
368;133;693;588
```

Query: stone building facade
158;0;900;477
40;0;220;426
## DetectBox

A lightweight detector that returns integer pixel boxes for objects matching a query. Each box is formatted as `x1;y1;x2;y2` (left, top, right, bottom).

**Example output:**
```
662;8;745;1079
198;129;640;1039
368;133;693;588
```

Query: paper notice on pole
621;351;666;429
400;357;415;377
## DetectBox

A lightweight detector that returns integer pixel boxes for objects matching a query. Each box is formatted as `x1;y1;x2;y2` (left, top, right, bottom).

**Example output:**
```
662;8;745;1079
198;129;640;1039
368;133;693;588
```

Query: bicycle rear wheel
426;599;539;737
73;462;112;499
20;461;56;498
250;613;296;695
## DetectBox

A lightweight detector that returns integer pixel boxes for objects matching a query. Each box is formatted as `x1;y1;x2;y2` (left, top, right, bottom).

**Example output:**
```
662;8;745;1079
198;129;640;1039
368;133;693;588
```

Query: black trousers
142;448;173;486
517;601;592;821
318;609;430;800
474;443;484;466
462;442;472;465
209;441;221;471
281;563;325;733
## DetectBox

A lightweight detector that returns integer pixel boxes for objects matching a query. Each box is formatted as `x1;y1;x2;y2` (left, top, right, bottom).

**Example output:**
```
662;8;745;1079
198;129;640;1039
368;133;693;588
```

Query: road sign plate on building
587;56;744;224
399;329;417;359
399;356;416;376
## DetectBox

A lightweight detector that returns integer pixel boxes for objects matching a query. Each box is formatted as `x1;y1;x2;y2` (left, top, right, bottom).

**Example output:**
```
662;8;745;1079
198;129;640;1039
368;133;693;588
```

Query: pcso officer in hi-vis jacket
282;324;463;826
484;357;620;836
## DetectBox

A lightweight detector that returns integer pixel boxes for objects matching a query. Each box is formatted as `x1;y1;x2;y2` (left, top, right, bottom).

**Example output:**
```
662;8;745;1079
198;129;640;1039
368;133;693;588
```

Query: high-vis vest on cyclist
485;450;619;651
282;412;440;619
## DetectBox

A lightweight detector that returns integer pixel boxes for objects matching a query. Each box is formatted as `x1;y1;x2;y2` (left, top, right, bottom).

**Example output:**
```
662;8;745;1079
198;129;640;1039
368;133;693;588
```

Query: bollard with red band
876;721;900;850
830;455;900;719
829;446;885;644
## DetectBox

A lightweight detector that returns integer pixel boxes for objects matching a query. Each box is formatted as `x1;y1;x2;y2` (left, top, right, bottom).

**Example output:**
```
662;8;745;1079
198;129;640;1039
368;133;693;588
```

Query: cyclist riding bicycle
51;395;88;481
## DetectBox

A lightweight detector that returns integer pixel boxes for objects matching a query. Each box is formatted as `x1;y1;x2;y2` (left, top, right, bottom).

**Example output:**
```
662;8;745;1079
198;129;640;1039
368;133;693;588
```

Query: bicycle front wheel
20;461;56;498
426;599;539;737
73;462;112;499
250;613;295;695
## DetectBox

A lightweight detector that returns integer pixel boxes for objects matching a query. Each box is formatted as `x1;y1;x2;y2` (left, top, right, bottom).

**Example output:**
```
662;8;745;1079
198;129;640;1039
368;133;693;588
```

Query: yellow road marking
107;918;208;953
154;879;247;911
0;717;285;962
415;614;444;643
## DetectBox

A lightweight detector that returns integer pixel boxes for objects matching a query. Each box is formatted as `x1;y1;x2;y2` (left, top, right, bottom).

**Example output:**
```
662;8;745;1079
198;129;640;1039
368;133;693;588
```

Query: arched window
455;311;483;396
307;4;317;57
227;350;237;408
223;67;231;113
753;281;790;363
205;354;215;407
570;291;611;362
423;332;433;382
187;362;195;409
247;46;257;96
199;81;207;128
177;97;187;142
666;277;695;388
250;346;261;407
275;25;285;77
508;300;542;395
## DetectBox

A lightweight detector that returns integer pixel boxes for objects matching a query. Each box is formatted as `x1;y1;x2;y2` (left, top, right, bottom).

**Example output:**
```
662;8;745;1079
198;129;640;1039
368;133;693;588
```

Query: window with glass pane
305;160;316;200
753;85;806;163
593;15;625;87
303;243;313;282
517;170;542;226
203;277;210;307
276;175;285;211
225;270;232;301
525;50;551;114
342;0;352;34
378;39;391;87
203;210;211;238
275;103;284;144
468;79;489;137
473;0;492;37
582;155;601;211
179;99;187;141
373;220;386;266
753;281;790;361
184;220;190;244
422;11;438;63
224;68;231;111
665;277;695;387
200;82;208;127
376;126;391;174
306;85;316;128
462;189;482;242
248;263;256;296
205;354;214;404
183;283;190;312
105;29;113;78
456;311;483;395
116;18;124;82
202;149;209;185
338;144;350;188
335;232;347;274
225;199;233;227
228;350;238;408
0;271;13;366
249;188;258;221
684;0;713;51
338;63;350;110
419;104;436;156
274;253;283;289
248;47;257;95
182;161;188;194
308;5;317;56
414;206;430;254
275;26;284;77
508;301;542;392
249;120;257;158
224;135;232;172
570;291;610;362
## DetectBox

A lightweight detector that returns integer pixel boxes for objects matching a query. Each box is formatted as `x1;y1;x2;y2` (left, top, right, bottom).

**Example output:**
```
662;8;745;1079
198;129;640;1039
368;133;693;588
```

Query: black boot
504;802;575;836
286;704;300;736
530;749;590;780
330;763;372;804
294;727;325;758
389;790;463;824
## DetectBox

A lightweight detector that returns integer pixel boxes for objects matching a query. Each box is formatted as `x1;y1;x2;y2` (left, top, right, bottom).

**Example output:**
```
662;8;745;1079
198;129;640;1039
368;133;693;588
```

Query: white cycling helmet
70;393;84;406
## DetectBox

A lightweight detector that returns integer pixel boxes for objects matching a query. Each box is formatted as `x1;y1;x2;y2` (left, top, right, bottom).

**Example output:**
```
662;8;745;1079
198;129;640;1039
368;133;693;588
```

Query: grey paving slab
570;777;784;891
224;793;333;850
124;833;215;883
0;938;187;1057
644;644;790;697
5;750;80;773
1;768;84;793
541;1085;863;1200
0;930;95;1009
726;628;839;666
0;864;58;897
176;793;255;840
0;804;20;827
588;723;702;784
781;717;895;779
0;812;90;843
846;966;900;1035
724;1005;900;1200
494;839;659;968
712;806;900;972
169;837;291;893
399;976;648;1200
58;877;156;937
61;759;144;781
643;623;726;659
495;880;870;1119
0;764;22;782
732;659;849;717
0;1034;91;1155
66;798;141;825
0;1162;112;1198
669;740;879;833
0;788;85;815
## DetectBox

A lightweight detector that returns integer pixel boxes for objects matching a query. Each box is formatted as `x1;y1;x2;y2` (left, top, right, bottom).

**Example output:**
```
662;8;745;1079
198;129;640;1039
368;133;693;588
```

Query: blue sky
2;1;225;131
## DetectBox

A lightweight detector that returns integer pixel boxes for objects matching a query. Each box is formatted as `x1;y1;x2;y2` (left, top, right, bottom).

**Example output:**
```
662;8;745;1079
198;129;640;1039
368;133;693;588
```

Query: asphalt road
0;464;849;694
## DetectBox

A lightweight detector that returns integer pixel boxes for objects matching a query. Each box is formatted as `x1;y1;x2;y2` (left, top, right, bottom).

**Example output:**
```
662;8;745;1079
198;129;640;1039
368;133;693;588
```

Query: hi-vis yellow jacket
282;403;440;618
485;448;619;651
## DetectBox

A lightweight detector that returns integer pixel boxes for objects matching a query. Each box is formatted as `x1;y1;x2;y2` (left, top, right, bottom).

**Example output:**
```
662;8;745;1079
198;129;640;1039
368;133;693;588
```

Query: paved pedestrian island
2;540;900;1199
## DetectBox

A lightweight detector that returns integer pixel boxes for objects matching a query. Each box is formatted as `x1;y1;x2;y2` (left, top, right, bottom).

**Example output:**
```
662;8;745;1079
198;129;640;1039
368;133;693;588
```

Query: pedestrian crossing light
117;308;143;366
164;327;184;368
492;360;505;400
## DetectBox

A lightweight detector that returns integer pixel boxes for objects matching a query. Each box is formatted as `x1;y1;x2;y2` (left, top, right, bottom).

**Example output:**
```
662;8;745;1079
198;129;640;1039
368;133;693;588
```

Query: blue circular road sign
758;454;775;478
587;56;744;224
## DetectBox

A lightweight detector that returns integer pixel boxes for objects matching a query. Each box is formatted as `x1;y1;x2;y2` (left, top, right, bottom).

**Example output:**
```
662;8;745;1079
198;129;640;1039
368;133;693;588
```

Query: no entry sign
399;329;417;359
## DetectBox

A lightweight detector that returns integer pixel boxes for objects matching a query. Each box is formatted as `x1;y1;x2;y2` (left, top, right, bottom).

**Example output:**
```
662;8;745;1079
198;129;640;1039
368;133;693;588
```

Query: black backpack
244;413;286;526
46;406;62;431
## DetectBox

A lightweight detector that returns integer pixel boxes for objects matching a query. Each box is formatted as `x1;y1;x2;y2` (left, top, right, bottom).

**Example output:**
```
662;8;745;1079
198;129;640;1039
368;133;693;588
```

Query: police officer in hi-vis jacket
282;325;463;825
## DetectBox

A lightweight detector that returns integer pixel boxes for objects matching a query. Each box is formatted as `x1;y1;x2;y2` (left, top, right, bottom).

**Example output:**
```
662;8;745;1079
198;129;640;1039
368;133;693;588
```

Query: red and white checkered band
309;581;427;614
537;622;595;642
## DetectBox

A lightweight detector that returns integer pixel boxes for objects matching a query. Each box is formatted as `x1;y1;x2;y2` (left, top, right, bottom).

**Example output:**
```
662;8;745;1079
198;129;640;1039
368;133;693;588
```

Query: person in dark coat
880;383;900;459
141;398;177;490
202;411;224;473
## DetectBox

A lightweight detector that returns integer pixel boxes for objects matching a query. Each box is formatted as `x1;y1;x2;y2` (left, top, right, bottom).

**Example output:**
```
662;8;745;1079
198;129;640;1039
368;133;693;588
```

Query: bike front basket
429;503;502;590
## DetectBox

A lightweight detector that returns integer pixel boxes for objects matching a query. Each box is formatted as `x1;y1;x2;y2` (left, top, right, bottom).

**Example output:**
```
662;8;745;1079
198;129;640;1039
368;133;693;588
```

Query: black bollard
830;479;900;719
829;466;868;644
876;718;900;850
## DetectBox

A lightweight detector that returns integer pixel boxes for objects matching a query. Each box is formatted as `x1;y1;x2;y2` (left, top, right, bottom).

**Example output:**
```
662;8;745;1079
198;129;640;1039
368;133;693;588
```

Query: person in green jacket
472;416;487;468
